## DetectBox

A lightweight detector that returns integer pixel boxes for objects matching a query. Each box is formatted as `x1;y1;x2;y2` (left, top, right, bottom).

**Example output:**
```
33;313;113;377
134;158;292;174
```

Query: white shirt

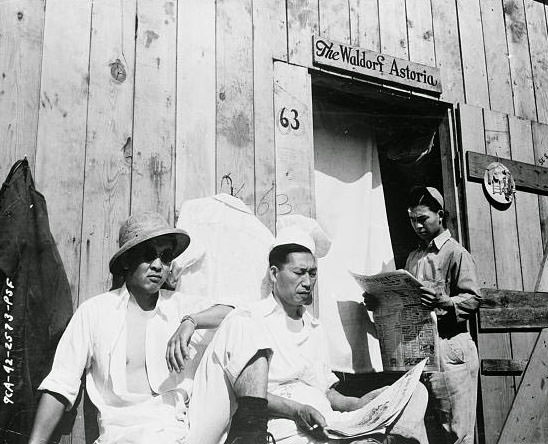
187;295;338;444
39;285;200;443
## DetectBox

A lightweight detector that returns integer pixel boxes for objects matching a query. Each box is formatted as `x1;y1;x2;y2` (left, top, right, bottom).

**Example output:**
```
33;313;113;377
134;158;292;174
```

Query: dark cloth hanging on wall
0;159;73;442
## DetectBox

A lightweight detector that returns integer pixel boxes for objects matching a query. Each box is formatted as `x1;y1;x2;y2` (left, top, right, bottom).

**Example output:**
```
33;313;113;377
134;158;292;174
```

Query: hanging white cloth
173;193;274;313
314;102;395;373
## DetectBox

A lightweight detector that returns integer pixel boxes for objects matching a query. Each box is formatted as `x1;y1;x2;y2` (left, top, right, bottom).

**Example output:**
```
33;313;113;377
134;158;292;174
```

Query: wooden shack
1;0;548;443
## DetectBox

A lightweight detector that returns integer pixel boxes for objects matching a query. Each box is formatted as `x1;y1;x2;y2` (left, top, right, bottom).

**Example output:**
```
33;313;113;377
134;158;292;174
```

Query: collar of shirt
251;294;320;327
419;229;452;251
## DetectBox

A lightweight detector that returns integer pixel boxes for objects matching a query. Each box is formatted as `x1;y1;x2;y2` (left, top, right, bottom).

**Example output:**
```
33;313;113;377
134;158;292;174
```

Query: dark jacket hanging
0;159;73;442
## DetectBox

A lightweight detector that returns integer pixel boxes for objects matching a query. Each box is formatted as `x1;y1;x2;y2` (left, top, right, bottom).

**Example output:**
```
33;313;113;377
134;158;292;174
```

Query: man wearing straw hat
29;212;198;443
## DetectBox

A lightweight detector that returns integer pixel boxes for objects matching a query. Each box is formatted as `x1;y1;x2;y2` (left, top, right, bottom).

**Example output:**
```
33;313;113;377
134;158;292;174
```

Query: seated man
29;212;239;444
183;223;429;444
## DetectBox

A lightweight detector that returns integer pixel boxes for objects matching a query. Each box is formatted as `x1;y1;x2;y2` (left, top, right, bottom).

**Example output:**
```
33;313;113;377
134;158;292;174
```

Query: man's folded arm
166;304;234;372
28;391;68;444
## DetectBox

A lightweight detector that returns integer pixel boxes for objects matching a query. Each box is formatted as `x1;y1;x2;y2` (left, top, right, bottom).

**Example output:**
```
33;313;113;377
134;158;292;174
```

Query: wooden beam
497;329;548;443
482;359;528;375
466;151;548;195
479;288;548;330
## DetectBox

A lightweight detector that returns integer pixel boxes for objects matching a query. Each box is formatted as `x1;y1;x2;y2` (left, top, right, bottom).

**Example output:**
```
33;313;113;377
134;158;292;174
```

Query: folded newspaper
324;358;427;439
352;270;439;372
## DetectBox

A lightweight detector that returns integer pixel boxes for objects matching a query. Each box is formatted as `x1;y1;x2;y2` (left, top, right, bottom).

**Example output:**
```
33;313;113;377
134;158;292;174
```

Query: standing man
186;220;429;444
29;212;197;443
405;187;480;444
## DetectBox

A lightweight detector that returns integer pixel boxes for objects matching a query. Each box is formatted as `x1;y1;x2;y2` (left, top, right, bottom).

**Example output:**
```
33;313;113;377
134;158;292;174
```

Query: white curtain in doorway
314;105;395;373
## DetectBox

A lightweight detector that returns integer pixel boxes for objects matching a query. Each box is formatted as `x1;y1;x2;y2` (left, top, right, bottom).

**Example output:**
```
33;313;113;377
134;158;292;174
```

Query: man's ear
437;210;444;224
269;265;279;283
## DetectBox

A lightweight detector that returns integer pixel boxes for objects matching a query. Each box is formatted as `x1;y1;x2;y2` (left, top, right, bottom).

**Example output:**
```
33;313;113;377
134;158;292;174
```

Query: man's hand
293;404;328;440
163;261;183;290
362;292;379;311
166;318;195;372
419;286;453;311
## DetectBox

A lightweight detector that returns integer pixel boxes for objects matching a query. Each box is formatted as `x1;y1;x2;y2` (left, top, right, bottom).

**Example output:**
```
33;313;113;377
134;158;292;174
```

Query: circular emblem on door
483;161;515;205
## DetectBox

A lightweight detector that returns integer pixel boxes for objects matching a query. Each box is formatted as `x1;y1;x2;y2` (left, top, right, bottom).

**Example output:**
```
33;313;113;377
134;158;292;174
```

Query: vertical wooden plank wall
0;0;45;181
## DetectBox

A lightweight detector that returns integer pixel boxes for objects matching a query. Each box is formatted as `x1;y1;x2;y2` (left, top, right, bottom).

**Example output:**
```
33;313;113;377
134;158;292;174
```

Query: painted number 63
279;107;300;131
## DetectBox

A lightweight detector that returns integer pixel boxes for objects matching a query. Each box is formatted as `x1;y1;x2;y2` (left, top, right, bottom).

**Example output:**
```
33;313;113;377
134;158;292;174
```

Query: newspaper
352;270;439;372
325;358;427;439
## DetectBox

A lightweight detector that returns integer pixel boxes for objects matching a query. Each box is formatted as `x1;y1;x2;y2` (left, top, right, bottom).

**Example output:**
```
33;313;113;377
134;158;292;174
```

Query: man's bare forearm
189;304;234;328
29;392;67;444
326;388;361;412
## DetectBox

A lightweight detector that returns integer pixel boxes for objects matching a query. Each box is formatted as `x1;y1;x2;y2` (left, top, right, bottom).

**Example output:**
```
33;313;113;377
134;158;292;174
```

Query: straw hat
109;212;190;274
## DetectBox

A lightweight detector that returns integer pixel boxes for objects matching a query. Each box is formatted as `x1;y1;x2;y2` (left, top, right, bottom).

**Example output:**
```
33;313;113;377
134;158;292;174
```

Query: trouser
423;332;479;444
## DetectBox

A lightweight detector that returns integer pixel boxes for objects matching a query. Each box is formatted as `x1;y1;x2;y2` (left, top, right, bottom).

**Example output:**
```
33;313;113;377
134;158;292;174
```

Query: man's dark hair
269;243;313;268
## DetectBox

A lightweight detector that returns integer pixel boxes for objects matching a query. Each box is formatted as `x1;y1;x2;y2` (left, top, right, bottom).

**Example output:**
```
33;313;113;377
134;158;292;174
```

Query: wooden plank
509;116;545;407
78;0;134;303
287;0;319;67
175;0;216;212
216;0;255;208
459;105;513;444
498;329;548;444
349;0;380;51
319;0;350;43
479;289;548;330
35;2;92;443
525;0;548;124
253;0;287;232
405;0;434;66
274;62;314;219
480;0;514;115
532;122;548;248
466;151;548;195
378;0;408;59
431;0;464;104
439;111;461;241
456;0;489;109
503;0;537;121
482;359;528;375
131;0;176;222
0;0;44;182
35;0;91;308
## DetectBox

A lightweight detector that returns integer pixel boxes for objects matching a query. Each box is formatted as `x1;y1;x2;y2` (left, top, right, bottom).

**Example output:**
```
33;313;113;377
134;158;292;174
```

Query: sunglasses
130;243;175;266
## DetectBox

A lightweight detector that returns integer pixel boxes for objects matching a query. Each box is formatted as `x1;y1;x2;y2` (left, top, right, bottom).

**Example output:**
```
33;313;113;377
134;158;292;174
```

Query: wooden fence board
503;0;537;121
273;62;314;220
349;0;380;51
508;117;544;396
532;123;548;248
253;0;286;232
0;0;44;182
216;0;255;208
459;104;510;444
525;0;548;124
466;151;548;195
287;0;319;67
480;0;514;115
319;0;350;43
484;109;521;442
456;0;489;109
35;1;92;442
406;0;434;66
378;0;408;59
131;0;176;222
482;359;528;375
431;0;464;104
498;329;548;444
479;289;548;330
78;0;134;303
175;0;216;212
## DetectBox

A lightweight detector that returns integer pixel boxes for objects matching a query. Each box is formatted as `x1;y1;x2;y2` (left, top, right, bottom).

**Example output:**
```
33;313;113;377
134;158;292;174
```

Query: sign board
312;35;442;94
